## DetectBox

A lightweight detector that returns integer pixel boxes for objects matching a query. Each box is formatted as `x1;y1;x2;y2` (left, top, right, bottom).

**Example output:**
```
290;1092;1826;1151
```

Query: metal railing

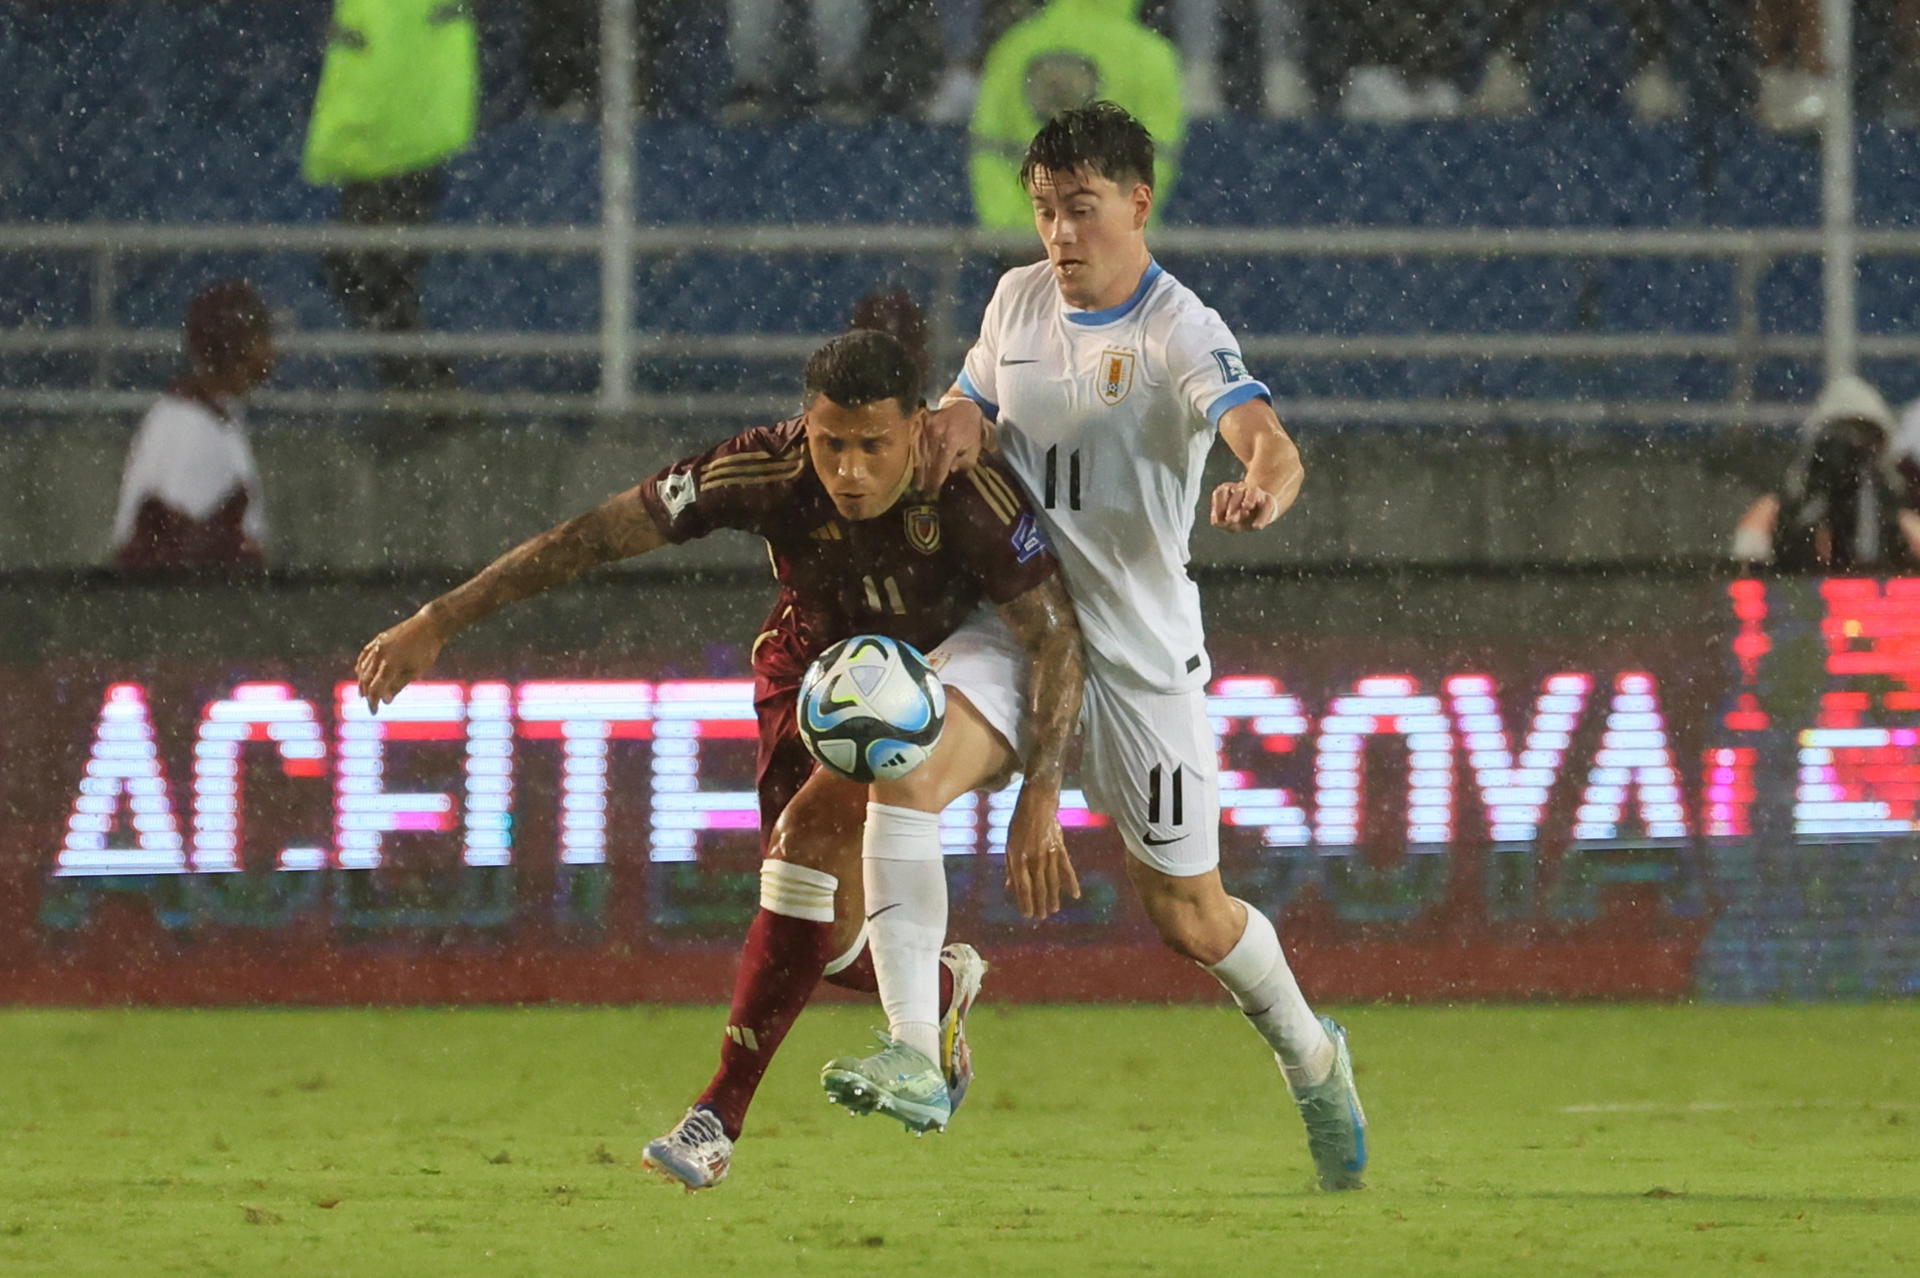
5;221;1920;429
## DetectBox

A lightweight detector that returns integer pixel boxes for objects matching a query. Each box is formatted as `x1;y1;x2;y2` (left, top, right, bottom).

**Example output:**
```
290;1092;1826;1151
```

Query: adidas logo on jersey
810;522;844;541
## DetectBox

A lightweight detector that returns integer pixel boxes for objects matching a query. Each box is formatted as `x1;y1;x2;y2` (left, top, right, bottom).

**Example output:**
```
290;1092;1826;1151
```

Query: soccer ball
798;634;946;783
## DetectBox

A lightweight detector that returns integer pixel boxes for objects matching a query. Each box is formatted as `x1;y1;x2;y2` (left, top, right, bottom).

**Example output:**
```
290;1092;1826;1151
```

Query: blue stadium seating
0;253;92;331
1173;120;1703;228
1858;256;1920;335
5;0;1916;414
1596;258;1737;334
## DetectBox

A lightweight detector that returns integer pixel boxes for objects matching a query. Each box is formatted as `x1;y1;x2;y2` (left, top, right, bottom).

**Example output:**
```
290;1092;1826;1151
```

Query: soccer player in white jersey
820;101;1367;1191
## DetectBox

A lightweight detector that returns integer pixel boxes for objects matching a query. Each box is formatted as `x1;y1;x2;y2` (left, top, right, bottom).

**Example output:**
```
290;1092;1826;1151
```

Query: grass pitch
1;1003;1915;1277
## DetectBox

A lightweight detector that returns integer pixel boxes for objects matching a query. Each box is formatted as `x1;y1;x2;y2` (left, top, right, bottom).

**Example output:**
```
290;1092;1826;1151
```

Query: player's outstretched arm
997;574;1086;918
917;387;995;491
355;487;668;712
1212;399;1304;533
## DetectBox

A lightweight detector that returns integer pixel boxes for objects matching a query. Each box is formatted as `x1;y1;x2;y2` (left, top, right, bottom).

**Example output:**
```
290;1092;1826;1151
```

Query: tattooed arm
356;487;665;711
996;573;1087;918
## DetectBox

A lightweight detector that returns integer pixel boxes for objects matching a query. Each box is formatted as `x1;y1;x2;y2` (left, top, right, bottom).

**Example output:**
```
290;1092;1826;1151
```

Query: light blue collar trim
1064;260;1163;327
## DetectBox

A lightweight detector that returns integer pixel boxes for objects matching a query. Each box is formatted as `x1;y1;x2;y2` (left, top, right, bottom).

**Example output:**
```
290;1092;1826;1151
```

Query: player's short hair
1020;100;1155;194
804;328;922;417
185;279;271;373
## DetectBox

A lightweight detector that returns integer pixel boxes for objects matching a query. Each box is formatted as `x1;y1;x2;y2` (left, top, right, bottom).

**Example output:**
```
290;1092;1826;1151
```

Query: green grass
1;1004;1915;1276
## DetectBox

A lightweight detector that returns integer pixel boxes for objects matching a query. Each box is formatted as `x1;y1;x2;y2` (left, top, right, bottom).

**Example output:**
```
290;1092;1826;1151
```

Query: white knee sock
1205;901;1335;1090
862;802;946;1062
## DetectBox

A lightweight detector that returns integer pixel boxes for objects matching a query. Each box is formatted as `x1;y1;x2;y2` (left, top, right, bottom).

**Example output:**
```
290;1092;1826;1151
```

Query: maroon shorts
754;672;817;848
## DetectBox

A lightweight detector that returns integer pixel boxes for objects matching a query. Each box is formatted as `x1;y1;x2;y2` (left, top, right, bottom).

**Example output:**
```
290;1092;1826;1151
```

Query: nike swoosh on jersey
865;902;903;921
998;356;1039;365
1141;833;1185;847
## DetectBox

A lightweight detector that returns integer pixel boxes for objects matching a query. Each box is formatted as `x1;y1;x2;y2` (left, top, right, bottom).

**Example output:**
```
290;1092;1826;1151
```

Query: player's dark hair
804;328;922;416
1020;100;1155;194
184;279;271;373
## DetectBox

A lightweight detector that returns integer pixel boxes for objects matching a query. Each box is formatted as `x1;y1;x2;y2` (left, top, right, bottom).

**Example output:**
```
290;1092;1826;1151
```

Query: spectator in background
1307;0;1465;121
1472;0;1683;121
851;288;935;395
1752;0;1827;131
524;0;706;119
1732;375;1920;571
1871;0;1920;125
725;0;941;120
1885;391;1920;506
970;0;1182;230
113;283;275;573
1136;0;1309;119
303;0;477;414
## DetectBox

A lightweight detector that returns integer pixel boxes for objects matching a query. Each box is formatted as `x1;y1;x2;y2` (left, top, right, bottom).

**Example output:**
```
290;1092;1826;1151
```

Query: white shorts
926;605;1030;758
1077;668;1220;877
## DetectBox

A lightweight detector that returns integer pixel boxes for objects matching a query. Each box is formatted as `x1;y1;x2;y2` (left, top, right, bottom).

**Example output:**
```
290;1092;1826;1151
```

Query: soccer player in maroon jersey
355;330;1084;1190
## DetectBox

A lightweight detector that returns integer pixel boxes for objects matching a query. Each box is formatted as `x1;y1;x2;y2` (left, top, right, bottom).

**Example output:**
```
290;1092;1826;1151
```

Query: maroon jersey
637;416;1060;684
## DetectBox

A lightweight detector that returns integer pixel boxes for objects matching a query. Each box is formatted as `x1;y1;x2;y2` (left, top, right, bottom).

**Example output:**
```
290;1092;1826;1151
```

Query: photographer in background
112;282;275;574
1732;375;1920;572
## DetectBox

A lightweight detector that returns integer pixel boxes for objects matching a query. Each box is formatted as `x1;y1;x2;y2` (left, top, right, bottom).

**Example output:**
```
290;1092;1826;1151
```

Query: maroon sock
820;945;877;993
696;908;833;1139
820;944;956;1012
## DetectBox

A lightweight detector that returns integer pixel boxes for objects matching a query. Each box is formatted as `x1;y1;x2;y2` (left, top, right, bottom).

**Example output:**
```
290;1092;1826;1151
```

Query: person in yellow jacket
304;0;478;411
969;0;1183;230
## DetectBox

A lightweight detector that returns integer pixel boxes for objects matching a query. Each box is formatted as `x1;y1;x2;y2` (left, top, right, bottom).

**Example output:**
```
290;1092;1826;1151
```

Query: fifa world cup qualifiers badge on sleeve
798;635;947;783
1011;511;1047;563
659;470;697;519
1213;350;1251;383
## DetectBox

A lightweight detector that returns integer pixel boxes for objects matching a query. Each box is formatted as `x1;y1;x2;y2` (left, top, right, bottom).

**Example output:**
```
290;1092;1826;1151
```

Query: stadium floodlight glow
516;681;654;866
1208;676;1310;848
1571;672;1690;843
1313;675;1456;851
1447;673;1592;846
191;682;329;873
333;681;467;870
648;680;758;863
57;683;187;877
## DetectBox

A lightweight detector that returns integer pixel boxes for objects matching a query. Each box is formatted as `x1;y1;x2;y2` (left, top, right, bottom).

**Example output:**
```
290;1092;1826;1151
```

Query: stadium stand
3;0;1907;413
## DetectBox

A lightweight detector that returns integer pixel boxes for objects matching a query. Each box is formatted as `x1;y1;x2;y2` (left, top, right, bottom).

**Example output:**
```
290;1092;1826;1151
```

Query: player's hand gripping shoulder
917;390;995;491
998;574;1085;918
1211;398;1304;534
355;487;666;713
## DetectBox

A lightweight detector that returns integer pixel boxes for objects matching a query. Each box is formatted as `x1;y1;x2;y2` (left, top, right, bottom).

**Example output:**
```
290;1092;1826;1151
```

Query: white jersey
957;259;1271;692
111;392;266;551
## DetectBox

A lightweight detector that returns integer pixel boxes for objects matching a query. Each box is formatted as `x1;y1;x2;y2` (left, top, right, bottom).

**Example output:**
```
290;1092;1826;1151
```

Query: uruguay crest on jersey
1098;348;1135;405
954;258;1277;692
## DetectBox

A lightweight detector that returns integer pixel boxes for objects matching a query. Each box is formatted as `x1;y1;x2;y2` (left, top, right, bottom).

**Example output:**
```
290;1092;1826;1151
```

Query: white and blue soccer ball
798;634;946;783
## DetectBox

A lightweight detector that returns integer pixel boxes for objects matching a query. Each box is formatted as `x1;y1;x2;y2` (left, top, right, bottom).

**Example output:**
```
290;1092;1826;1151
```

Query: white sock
758;859;836;922
862;802;946;1063
1206;900;1335;1090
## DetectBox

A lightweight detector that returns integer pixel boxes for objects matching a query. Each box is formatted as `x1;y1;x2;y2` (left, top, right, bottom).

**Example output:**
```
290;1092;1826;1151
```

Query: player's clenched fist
355;610;448;713
1210;480;1280;533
